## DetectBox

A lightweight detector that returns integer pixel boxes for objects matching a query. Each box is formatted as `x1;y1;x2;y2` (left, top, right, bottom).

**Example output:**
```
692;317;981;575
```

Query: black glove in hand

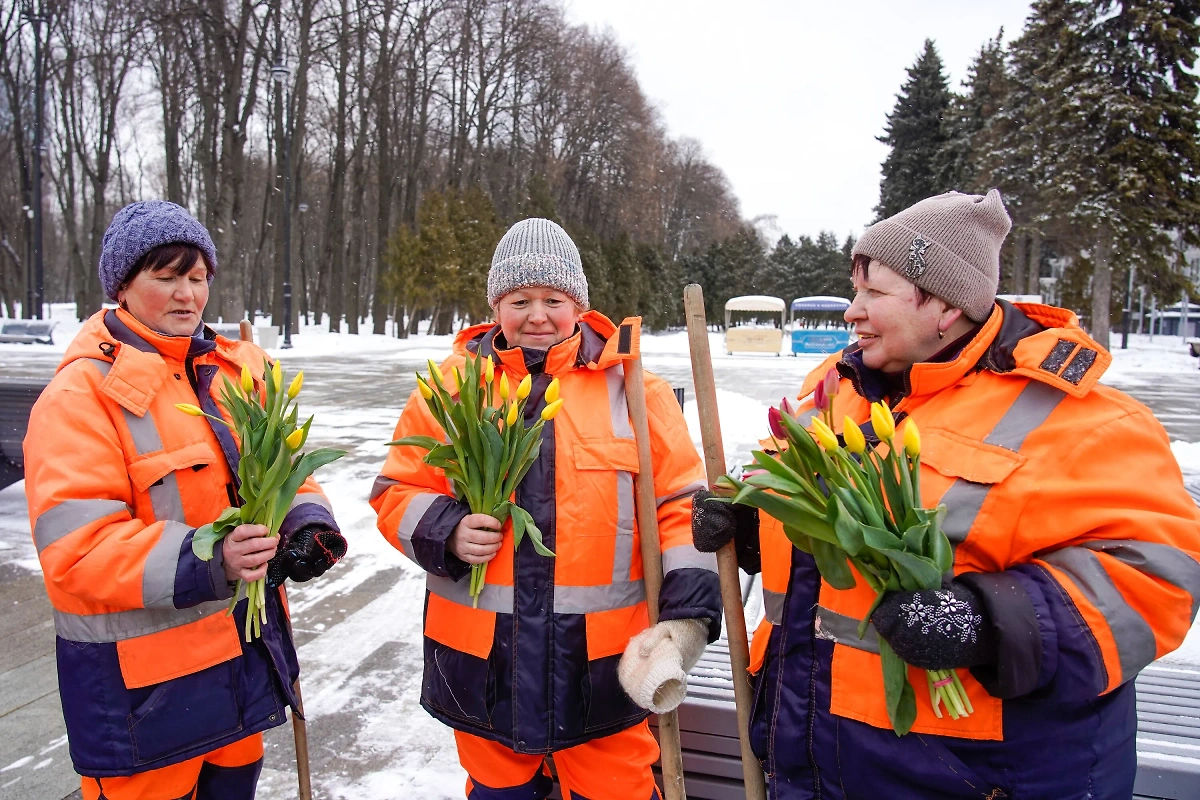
267;527;348;588
870;583;997;670
692;490;757;551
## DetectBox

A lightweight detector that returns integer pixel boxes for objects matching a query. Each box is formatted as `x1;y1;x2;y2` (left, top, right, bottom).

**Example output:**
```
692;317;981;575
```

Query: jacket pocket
127;441;215;493
421;592;497;728
581;652;646;733
920;428;1025;485
116;610;242;689
128;659;242;765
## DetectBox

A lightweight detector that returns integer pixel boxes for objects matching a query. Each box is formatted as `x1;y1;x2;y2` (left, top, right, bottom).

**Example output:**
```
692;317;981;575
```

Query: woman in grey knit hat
691;190;1200;798
373;218;723;799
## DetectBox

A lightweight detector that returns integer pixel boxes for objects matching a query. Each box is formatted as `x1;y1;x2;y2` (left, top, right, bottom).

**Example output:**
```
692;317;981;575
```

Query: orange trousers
80;733;263;800
455;722;661;800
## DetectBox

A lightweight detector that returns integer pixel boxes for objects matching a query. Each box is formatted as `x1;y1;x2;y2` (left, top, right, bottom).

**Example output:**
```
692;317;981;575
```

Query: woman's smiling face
495;287;582;349
845;259;955;373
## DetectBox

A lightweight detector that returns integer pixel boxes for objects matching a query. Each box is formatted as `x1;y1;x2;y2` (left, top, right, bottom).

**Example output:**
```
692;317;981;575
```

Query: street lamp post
272;60;293;349
22;1;46;320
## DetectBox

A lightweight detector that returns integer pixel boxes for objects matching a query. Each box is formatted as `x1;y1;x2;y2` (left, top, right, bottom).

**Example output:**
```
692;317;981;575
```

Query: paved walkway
2;344;1198;798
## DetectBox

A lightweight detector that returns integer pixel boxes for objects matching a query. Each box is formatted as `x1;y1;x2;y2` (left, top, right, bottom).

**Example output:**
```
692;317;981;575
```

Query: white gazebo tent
724;295;786;355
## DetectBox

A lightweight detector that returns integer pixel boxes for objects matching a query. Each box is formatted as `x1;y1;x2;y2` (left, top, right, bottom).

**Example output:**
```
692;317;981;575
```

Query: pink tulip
780;396;794;415
768;406;786;439
813;380;828;413
743;469;768;478
823;368;840;400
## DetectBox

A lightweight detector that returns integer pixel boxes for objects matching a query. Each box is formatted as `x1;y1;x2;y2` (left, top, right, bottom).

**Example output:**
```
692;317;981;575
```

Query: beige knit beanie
852;189;1011;322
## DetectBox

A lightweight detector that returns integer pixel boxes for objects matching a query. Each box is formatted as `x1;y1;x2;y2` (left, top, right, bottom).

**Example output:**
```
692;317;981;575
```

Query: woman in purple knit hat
24;200;346;800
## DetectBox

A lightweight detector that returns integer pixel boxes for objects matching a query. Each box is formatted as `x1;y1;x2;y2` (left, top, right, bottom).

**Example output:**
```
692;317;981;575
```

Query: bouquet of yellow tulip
717;390;970;736
389;354;559;606
176;360;346;641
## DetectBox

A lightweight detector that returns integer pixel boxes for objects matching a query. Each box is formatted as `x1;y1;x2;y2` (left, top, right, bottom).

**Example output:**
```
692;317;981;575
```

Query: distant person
372;218;720;799
23;200;346;800
692;190;1200;798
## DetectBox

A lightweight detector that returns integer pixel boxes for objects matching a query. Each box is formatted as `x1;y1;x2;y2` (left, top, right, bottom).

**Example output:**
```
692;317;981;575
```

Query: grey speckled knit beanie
99;200;218;301
487;218;588;308
852;190;1011;322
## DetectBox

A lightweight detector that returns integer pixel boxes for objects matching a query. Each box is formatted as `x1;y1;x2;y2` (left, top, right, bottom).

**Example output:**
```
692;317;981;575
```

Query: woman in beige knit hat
690;190;1200;798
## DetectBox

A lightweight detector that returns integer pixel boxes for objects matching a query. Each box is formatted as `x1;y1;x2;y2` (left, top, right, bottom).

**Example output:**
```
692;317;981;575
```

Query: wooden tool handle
624;354;688;800
683;284;768;800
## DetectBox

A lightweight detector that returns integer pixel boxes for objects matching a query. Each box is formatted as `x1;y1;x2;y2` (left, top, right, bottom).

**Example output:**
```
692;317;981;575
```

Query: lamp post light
22;1;46;320
272;60;293;349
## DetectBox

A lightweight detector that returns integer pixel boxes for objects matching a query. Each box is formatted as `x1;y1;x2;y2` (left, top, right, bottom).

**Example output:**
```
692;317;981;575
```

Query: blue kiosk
790;296;853;355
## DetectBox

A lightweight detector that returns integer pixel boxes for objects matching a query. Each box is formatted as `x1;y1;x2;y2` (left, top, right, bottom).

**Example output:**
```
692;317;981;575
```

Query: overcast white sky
564;0;1035;243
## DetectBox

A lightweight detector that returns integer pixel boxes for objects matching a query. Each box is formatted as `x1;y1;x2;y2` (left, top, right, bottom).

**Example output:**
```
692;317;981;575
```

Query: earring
938;329;946;340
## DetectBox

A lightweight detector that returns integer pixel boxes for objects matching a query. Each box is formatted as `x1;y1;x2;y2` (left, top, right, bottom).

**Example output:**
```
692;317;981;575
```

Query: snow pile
1171;441;1200;475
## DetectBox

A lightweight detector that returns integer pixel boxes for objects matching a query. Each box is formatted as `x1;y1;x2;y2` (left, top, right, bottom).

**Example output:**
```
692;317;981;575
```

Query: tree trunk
1027;228;1043;296
1090;232;1113;349
323;0;351;333
1011;229;1027;295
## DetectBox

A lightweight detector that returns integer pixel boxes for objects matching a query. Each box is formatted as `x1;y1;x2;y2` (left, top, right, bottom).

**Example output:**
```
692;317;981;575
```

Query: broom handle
240;318;314;800
683;285;768;800
624;353;688;800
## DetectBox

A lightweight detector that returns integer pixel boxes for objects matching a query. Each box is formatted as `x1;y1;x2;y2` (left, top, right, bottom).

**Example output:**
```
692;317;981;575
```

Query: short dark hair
851;253;936;305
120;243;214;292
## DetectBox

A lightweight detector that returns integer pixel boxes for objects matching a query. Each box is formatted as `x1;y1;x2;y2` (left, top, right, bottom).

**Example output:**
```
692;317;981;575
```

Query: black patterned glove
871;583;997;670
692;490;761;574
267;527;348;587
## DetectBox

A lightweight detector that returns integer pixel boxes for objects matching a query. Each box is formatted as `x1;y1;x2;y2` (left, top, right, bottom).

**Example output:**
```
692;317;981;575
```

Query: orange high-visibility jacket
23;308;332;777
751;300;1200;739
371;312;720;753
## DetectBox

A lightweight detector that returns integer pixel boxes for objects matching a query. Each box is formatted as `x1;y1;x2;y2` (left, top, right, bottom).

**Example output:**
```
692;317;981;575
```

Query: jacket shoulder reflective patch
100;345;167;416
574;436;640;473
594;316;641;368
1011;331;1111;398
920;428;1026;485
127;441;216;493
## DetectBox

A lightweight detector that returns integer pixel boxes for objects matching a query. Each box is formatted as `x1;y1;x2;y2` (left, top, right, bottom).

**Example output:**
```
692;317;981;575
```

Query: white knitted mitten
618;618;710;713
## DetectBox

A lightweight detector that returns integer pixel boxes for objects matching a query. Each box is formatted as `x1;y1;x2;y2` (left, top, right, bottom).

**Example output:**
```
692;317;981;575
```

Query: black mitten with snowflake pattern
871;583;997;670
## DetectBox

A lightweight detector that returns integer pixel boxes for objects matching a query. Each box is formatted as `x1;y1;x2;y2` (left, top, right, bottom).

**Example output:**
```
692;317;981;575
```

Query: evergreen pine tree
875;40;953;219
936;32;1010;194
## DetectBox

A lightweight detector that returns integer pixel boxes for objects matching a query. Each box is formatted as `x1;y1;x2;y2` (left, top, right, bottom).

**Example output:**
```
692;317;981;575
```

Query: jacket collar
104;307;216;362
454;310;639;378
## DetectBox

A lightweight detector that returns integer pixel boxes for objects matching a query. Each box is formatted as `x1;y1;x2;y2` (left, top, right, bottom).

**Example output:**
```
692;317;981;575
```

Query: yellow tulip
810;417;839;451
417;376;434;400
240;364;254;395
287;371;304;399
517;374;532;401
175;403;205;417
271;361;282;392
286;428;305;449
506;402;519;426
843;416;866;455
498;373;510;400
541;398;564;421
484;356;495;384
904;420;921;457
451;369;462;391
870;401;895;443
545;377;560;405
427;360;441;385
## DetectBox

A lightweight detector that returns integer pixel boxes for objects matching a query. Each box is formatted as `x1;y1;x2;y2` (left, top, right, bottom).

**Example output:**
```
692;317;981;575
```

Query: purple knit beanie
99;201;218;301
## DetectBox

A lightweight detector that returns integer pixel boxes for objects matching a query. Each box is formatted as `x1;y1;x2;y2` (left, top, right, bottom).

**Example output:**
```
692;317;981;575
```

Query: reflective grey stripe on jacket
606;365;637;585
763;588;785;626
54;600;228;643
289;491;333;514
663;543;717;575
814;605;880;654
34;499;130;553
395;492;440;561
426;575;647;615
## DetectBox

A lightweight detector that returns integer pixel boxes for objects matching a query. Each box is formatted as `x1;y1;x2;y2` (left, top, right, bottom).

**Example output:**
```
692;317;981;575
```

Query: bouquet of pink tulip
717;369;971;736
